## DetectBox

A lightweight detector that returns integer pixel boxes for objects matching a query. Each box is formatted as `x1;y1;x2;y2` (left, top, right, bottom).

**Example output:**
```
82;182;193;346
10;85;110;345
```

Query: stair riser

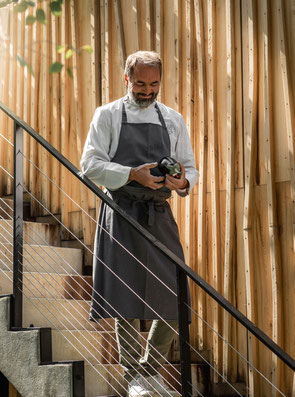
84;363;208;397
23;298;114;331
0;271;92;301
0;220;60;246
0;243;83;274
0;199;30;221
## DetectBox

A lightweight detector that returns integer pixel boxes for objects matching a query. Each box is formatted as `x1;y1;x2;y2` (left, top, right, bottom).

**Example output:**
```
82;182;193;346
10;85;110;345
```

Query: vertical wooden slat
276;2;295;395
136;0;151;50
70;0;92;265
60;0;70;236
114;0;126;72
276;0;295;254
153;0;162;103
23;8;31;189
223;0;235;381
29;7;40;216
242;0;257;394
261;1;282;393
50;12;61;215
207;0;221;383
183;0;192;262
90;0;102;221
0;8;11;195
100;0;109;105
194;0;207;352
40;1;50;214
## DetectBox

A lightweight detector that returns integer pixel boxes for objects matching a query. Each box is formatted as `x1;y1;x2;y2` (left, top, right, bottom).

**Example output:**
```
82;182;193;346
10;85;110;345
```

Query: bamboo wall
0;0;294;395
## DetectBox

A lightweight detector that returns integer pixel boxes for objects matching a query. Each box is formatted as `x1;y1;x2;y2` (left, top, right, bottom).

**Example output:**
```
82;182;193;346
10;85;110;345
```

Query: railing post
177;268;192;396
12;122;23;328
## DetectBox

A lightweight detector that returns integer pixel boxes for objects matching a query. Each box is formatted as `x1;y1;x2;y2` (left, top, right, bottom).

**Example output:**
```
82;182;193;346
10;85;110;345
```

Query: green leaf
36;8;46;24
57;0;63;3
16;55;34;76
16;55;26;67
14;1;28;12
27;63;35;76
25;15;36;25
67;67;73;79
81;45;93;54
65;48;74;59
56;44;66;54
0;1;12;9
49;61;63;73
49;1;62;16
26;1;35;5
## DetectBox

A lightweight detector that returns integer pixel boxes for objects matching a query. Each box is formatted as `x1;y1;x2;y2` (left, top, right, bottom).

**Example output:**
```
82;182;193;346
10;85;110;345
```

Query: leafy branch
0;0;93;77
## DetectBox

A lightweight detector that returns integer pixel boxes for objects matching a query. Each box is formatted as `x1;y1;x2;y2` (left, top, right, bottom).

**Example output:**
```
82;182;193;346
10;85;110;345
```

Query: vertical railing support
177;268;192;396
12;122;23;328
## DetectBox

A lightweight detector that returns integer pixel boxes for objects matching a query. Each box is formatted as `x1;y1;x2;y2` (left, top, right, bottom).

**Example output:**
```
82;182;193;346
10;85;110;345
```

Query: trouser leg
140;319;178;376
115;318;178;382
115;318;143;382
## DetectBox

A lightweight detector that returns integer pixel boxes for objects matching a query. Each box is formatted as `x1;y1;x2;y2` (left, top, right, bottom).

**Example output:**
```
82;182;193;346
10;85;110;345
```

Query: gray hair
124;51;162;79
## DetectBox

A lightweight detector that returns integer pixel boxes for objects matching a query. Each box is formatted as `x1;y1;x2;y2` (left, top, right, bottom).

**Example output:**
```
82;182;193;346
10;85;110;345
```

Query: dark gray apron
90;101;186;320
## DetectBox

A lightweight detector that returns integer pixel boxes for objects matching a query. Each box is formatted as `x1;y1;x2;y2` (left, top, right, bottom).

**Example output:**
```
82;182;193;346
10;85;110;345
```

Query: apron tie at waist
107;186;171;227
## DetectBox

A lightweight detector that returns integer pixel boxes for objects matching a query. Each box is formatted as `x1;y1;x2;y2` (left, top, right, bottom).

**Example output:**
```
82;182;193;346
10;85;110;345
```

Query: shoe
145;374;180;396
128;374;155;396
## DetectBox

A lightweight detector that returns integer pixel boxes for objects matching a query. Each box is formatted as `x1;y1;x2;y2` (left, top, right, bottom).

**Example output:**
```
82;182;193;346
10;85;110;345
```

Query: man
81;51;198;396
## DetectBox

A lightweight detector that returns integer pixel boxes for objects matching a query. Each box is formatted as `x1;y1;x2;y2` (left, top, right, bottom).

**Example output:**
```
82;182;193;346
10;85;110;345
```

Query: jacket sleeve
80;107;131;190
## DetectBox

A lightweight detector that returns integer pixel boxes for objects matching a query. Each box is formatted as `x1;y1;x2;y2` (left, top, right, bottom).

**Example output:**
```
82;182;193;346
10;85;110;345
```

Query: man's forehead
133;63;160;73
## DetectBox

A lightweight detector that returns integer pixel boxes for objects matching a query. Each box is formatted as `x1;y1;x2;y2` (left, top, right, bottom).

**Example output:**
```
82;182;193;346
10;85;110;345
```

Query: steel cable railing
0;158;289;397
0;171;287;397
0;202;185;396
0;144;292;395
0;173;288;396
1;102;295;397
1;201;289;397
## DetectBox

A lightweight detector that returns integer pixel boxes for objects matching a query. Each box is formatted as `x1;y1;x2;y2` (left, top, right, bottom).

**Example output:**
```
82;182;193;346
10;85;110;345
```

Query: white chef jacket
80;95;198;194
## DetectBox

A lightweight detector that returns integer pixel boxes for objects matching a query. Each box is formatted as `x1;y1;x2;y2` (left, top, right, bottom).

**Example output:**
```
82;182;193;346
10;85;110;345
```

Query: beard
128;89;158;108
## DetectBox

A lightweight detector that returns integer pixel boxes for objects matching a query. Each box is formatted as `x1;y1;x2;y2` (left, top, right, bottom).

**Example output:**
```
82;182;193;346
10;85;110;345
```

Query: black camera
158;156;182;179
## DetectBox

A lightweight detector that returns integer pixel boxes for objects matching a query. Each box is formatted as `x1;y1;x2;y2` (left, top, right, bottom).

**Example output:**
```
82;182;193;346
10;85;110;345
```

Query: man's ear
124;74;128;86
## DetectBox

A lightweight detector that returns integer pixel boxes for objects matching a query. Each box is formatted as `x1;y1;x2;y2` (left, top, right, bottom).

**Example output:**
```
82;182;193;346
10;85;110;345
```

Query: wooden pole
194;0;208;352
223;0;235;382
70;0;93;265
60;0;70;238
50;12;61;215
207;0;221;383
242;0;258;394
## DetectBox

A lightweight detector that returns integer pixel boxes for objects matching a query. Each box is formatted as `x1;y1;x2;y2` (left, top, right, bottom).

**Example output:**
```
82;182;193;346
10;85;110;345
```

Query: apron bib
90;101;186;320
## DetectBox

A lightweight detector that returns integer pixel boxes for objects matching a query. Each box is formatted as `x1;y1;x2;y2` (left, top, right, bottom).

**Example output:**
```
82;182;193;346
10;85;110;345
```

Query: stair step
0;219;60;246
0;243;83;274
23;297;114;331
51;329;208;365
85;363;208;397
0;270;92;300
0;198;31;220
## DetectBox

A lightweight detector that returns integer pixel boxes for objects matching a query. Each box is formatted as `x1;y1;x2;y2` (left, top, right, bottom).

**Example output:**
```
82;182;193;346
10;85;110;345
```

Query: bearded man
81;51;198;396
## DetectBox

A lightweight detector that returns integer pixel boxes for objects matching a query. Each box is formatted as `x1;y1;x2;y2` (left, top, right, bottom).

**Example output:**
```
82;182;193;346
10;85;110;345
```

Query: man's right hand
128;162;165;190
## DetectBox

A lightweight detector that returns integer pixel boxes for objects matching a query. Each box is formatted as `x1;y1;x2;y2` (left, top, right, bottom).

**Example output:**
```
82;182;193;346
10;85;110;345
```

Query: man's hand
164;163;189;191
129;162;165;190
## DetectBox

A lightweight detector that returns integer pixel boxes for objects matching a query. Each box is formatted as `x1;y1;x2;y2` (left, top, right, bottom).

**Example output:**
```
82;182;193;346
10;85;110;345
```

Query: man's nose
144;85;154;94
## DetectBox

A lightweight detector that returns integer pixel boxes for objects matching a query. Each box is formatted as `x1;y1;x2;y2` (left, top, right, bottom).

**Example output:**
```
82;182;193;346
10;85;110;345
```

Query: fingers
144;162;158;169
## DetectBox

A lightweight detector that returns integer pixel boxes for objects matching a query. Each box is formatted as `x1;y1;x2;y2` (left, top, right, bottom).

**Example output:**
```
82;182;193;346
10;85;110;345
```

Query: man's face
125;63;161;107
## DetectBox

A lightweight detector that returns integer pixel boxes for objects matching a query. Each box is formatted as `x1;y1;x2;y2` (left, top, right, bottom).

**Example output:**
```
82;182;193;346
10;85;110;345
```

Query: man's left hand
164;163;189;191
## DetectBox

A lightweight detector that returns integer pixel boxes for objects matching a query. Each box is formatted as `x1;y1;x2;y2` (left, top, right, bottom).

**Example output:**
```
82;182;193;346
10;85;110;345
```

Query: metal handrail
1;101;294;392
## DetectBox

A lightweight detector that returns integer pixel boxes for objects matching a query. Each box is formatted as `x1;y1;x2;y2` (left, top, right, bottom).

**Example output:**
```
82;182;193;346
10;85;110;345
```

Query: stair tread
0;243;83;274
